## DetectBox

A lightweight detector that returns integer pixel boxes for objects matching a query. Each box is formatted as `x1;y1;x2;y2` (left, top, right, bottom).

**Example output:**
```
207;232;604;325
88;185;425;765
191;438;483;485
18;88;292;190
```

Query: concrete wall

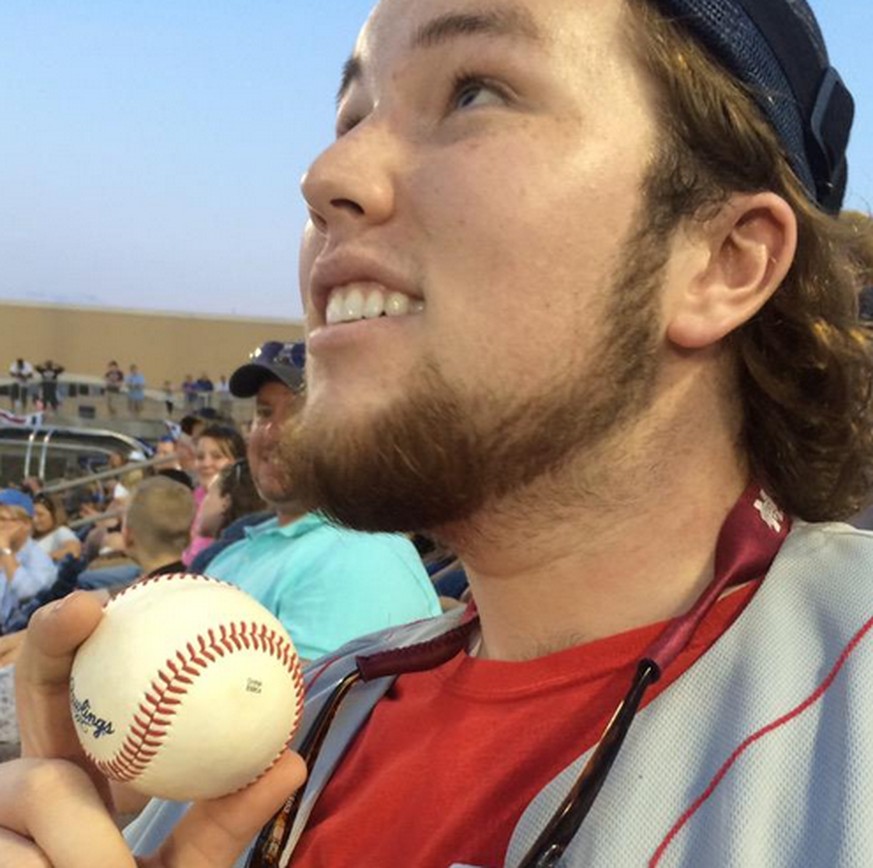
0;300;305;389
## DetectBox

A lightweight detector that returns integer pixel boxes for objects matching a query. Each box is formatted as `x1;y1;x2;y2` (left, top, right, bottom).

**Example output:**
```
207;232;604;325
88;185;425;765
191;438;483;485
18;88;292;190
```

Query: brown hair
627;0;873;520
125;476;195;558
197;423;246;462
217;459;268;532
33;493;67;534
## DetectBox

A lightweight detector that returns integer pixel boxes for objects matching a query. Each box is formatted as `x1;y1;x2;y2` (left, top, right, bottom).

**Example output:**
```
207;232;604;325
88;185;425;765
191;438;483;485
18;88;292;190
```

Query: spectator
198;340;440;660
196;459;268;545
0;489;55;628
161;380;174;416
194;373;214;409
216;374;233;418
7;359;33;411
116;475;193;580
126;364;146;417
153;436;181;471
182;374;198;410
31;494;82;563
103;360;124;417
34;360;63;412
8;2;873;866
182;422;246;566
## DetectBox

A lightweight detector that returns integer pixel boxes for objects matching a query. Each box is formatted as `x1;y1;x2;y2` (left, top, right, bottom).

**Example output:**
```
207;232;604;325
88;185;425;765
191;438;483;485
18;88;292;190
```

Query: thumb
145;751;308;868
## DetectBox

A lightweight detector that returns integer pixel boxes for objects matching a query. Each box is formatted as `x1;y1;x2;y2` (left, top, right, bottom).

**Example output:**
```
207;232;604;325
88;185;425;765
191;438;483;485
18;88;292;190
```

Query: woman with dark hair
182;423;246;566
31;494;82;563
190;459;271;573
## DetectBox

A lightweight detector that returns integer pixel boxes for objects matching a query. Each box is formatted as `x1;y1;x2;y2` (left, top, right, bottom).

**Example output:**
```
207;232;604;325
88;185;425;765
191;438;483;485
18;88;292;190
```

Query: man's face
0;507;31;549
288;0;669;530
249;380;299;506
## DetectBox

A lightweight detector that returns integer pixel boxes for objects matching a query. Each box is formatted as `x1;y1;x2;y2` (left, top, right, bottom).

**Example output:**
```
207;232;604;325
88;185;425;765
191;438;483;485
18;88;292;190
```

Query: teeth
344;287;364;321
326;284;424;324
326;292;344;325
386;292;410;316
363;289;384;319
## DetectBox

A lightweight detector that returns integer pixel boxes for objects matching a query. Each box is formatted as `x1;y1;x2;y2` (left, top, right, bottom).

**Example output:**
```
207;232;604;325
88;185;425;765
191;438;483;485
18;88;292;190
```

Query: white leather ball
70;573;304;801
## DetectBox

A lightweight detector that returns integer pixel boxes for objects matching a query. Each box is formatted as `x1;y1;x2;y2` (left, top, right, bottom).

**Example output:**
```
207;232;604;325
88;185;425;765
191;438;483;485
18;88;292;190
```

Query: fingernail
45;594;74;616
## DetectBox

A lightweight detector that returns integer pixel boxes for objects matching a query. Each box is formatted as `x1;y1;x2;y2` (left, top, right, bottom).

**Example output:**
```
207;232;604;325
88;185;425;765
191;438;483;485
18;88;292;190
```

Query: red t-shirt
292;581;759;867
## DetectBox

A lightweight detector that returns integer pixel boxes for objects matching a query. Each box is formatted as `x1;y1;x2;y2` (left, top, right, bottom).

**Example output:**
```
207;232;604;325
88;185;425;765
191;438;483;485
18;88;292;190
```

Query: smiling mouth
325;283;425;325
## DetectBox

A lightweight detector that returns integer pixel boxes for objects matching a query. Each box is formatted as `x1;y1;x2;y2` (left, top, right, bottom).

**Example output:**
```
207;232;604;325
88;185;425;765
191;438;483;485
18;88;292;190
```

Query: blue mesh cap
653;0;854;214
229;340;306;397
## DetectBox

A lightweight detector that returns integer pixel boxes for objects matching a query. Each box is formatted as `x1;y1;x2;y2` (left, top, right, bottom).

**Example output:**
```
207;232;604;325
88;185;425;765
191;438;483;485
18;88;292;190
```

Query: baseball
69;573;304;801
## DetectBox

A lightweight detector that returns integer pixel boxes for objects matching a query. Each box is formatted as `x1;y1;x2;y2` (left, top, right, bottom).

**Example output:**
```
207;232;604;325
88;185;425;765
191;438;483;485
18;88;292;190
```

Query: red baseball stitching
91;615;305;788
111;571;230;604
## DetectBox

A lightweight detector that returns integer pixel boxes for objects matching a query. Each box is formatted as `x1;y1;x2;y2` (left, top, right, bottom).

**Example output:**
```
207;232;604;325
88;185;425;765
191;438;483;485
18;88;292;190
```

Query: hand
0;523;18;550
15;592;104;772
10;591;309;866
0;753;306;868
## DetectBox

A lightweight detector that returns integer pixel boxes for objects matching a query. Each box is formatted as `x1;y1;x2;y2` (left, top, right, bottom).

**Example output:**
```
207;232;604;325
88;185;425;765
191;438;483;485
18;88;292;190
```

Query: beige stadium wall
0;300;305;388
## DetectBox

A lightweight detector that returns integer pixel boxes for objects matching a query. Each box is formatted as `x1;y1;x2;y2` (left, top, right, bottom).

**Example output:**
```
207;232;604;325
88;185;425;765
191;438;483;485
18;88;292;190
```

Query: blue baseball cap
229;341;306;398
0;489;34;517
656;0;854;214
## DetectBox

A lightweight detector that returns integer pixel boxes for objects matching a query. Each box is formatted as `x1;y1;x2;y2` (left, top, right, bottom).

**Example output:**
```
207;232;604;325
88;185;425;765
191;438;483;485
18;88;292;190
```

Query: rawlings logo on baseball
70;683;116;739
70;573;305;802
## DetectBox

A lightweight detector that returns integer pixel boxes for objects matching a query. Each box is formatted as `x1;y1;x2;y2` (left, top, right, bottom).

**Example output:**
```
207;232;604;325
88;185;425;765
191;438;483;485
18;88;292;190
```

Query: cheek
410;149;639;390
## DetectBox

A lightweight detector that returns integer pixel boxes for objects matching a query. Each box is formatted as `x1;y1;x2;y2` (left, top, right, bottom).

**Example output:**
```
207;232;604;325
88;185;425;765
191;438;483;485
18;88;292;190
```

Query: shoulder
303;518;424;569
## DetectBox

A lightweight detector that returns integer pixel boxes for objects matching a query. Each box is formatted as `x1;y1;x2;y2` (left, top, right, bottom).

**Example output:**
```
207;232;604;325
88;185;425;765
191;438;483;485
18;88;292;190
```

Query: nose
301;124;396;235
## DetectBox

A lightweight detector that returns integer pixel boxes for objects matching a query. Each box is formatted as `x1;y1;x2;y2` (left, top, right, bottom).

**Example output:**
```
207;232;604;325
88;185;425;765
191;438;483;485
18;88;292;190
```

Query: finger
0;829;51;868
16;592;105;758
150;752;307;868
0;758;135;868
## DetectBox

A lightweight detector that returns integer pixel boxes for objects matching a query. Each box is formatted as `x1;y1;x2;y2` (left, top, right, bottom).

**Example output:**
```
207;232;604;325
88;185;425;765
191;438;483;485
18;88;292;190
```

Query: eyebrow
337;56;361;106
336;4;543;105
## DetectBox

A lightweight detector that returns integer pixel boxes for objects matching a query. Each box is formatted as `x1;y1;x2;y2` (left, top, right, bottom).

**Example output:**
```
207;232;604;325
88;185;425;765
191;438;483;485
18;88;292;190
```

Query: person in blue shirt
202;341;441;661
0;489;56;629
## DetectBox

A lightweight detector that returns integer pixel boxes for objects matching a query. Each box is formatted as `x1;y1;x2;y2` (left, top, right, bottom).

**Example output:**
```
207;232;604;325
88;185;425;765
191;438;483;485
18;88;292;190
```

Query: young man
200;341;441;662
4;0;873;865
34;359;64;412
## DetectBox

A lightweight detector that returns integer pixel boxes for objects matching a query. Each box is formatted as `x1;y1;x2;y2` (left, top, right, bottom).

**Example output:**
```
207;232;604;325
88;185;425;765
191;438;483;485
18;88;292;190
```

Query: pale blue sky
1;1;871;320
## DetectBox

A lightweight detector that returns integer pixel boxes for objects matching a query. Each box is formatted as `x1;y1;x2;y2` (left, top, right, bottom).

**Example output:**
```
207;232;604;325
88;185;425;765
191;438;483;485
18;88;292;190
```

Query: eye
450;74;508;112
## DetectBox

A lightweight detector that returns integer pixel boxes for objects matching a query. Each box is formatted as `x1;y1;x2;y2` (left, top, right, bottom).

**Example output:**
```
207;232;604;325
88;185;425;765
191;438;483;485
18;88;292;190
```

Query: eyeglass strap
517;660;661;868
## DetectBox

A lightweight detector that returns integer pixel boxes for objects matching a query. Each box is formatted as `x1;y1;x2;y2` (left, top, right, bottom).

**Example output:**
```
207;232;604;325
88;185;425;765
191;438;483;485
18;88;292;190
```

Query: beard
281;214;670;534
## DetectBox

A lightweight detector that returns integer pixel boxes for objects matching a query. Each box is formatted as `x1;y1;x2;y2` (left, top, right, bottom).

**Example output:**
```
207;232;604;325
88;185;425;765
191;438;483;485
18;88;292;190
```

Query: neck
136;553;184;575
276;506;306;527
440;364;750;661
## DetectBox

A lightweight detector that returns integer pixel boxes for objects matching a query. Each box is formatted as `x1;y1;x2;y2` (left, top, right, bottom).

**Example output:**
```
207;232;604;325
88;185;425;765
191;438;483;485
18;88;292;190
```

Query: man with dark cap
197;340;441;663
6;0;873;865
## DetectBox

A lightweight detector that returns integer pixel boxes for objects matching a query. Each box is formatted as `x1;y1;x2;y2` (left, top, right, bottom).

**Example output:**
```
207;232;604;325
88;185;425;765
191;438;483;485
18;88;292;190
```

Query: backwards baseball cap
0;488;34;517
229;341;306;398
655;0;854;214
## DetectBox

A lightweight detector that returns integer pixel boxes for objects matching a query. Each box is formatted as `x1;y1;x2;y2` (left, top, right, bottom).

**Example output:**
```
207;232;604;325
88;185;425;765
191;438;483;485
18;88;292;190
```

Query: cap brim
229;362;303;398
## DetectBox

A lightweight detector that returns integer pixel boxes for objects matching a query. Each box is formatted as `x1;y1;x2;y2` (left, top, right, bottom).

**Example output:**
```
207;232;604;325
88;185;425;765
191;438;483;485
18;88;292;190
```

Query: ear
666;193;797;349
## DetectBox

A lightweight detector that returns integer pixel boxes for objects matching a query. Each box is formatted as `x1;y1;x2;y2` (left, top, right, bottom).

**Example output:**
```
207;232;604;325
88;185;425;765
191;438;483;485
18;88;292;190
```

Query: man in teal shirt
204;341;440;660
